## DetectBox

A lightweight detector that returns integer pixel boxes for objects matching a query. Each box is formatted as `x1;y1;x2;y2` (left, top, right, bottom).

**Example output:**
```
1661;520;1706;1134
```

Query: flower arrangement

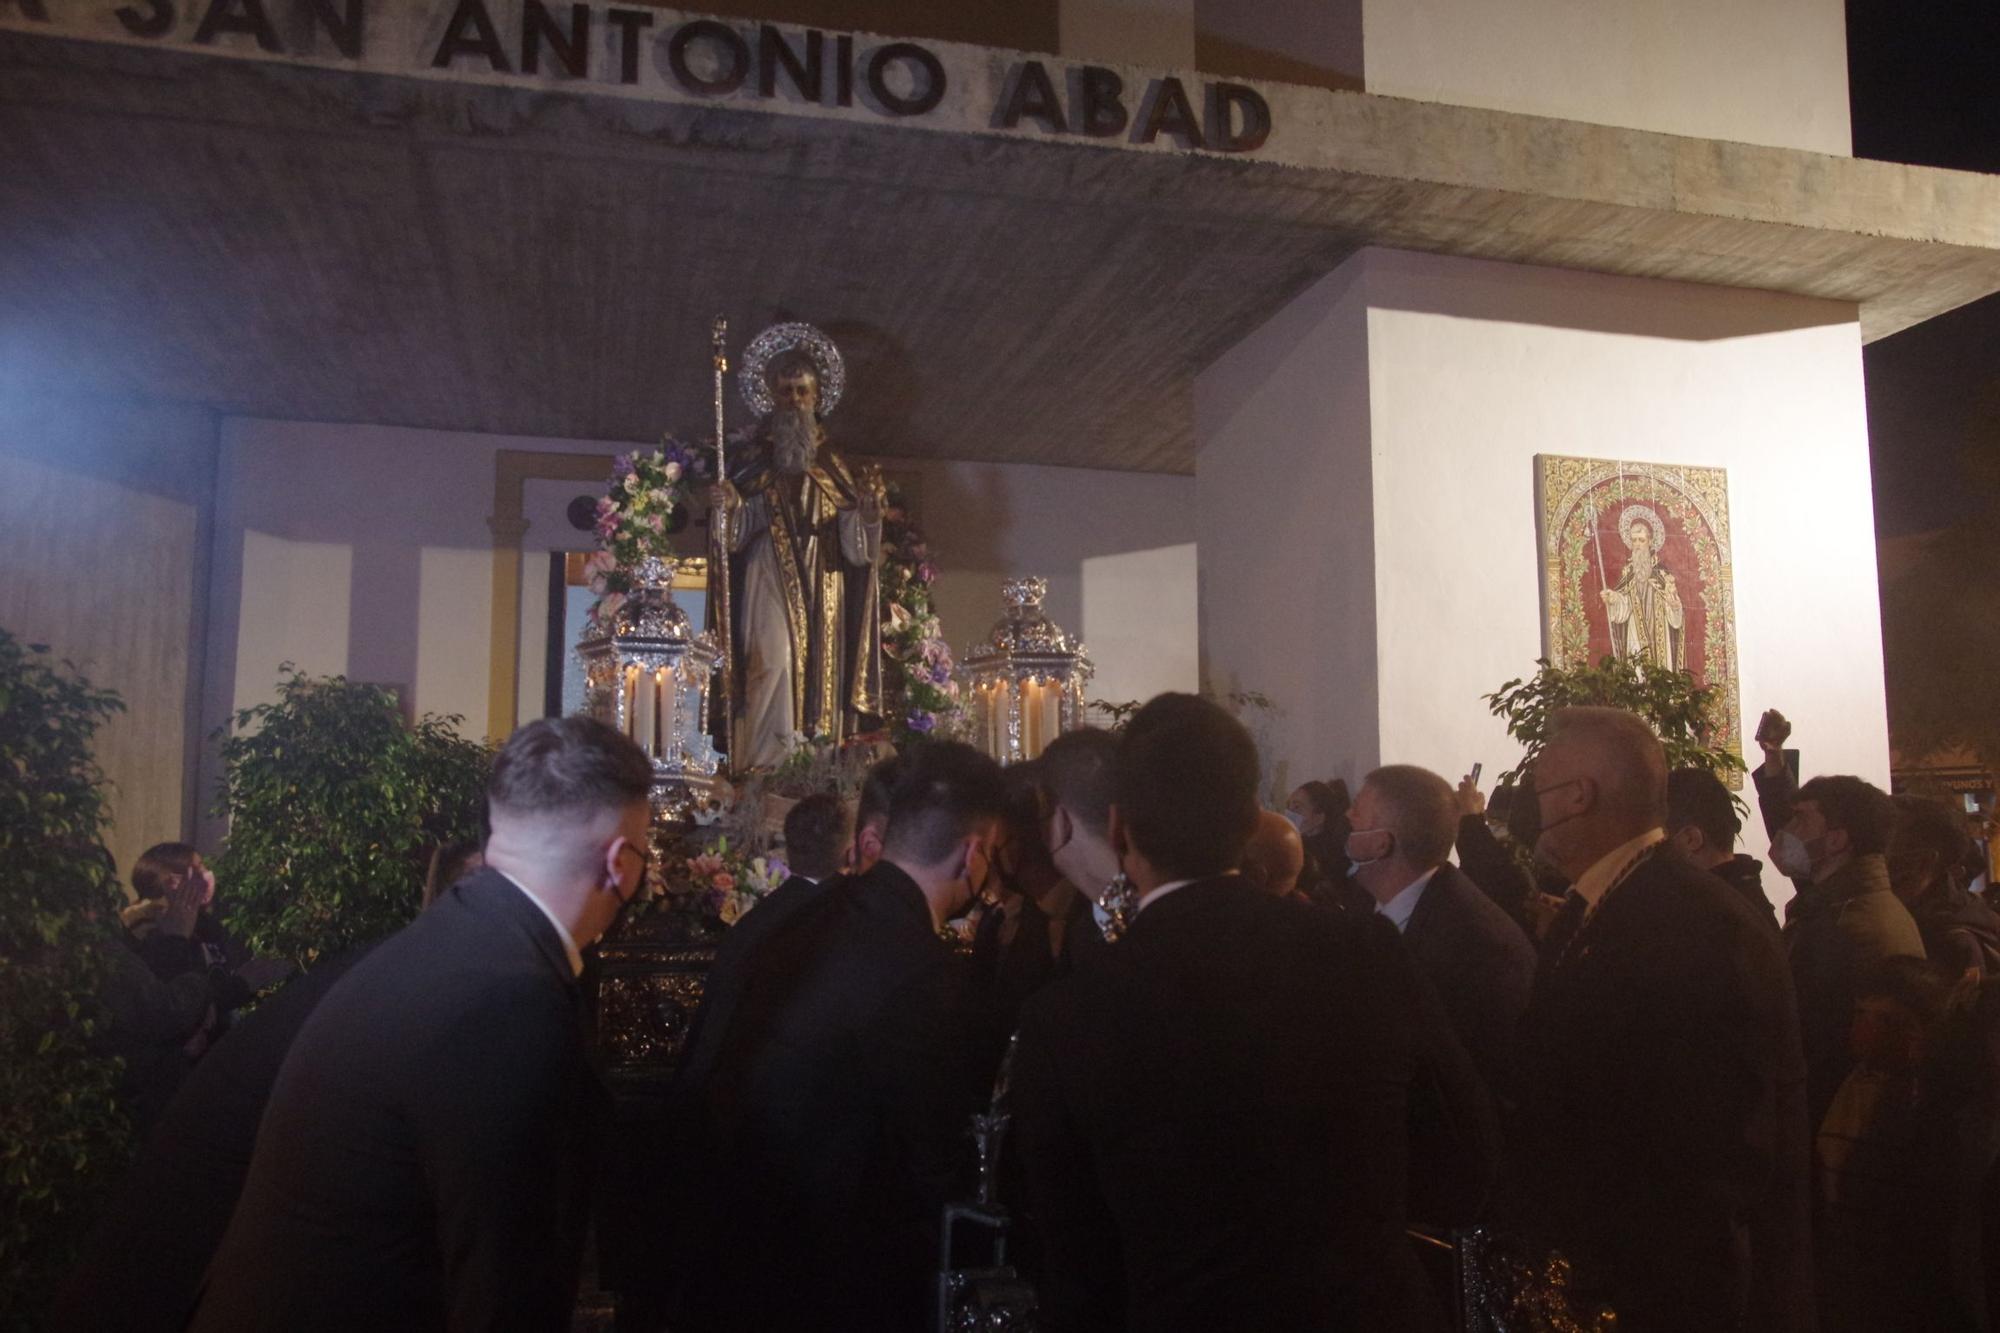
586;439;705;625
879;483;963;745
677;837;789;927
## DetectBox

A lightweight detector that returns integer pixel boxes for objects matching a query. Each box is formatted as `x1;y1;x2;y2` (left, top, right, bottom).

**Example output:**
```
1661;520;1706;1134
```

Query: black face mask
1530;778;1587;840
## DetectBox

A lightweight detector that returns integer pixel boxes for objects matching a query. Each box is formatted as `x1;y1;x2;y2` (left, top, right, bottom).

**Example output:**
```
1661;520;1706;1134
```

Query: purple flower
611;454;634;478
917;562;939;585
907;710;936;734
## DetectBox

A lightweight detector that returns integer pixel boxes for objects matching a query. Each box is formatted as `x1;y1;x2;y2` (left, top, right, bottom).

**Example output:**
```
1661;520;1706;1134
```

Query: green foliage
0;628;131;1331
878;485;963;744
1484;655;1745;791
213;669;492;969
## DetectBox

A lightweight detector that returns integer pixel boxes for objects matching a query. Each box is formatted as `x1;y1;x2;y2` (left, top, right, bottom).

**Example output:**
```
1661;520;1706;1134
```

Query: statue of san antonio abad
708;325;887;771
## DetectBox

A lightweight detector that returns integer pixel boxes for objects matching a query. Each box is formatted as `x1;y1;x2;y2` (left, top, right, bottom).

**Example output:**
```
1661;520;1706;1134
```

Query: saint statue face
765;364;824;476
770;367;819;416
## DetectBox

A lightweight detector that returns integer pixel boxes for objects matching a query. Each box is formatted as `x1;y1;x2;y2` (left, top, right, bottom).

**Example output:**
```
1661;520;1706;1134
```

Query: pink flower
711;871;737;892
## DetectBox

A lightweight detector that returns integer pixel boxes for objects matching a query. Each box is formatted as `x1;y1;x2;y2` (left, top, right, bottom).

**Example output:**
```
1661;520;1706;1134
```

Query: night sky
1848;0;2000;537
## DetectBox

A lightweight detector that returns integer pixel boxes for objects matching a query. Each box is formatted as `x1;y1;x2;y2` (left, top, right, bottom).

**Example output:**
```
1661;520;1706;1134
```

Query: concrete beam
2;14;1996;471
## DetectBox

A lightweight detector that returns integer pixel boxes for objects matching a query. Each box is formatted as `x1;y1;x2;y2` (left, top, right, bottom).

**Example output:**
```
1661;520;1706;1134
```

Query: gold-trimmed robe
718;441;883;769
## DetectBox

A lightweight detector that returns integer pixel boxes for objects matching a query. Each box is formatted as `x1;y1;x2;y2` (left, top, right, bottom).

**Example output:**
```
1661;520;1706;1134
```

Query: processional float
575;317;737;824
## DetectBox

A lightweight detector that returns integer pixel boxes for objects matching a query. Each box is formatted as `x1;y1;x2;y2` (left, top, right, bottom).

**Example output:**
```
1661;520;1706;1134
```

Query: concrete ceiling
5;31;2000;474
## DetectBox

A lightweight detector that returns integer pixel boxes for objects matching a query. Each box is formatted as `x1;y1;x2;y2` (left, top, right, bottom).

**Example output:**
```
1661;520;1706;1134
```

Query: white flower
650;489;671;508
663;461;682;482
623;474;641;495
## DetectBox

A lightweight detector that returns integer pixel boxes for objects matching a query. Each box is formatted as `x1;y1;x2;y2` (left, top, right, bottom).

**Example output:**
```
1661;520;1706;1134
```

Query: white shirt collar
492;869;585;978
1374;866;1441;933
1134;877;1201;915
1569;828;1665;918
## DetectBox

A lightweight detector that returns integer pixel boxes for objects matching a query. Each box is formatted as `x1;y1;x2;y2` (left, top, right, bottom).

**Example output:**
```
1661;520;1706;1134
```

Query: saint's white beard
769;408;821;475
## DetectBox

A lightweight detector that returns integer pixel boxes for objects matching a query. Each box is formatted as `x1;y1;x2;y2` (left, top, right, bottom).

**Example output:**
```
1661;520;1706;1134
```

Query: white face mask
1772;830;1815;880
1345;829;1394;874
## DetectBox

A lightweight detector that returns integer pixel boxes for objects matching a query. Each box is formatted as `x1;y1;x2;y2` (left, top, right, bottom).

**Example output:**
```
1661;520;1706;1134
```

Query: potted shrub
1484;655;1744;792
212;669;492;969
0;628;131;1330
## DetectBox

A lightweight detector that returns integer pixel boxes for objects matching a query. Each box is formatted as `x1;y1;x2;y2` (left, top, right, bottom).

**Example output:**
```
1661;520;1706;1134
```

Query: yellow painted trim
486;449;616;741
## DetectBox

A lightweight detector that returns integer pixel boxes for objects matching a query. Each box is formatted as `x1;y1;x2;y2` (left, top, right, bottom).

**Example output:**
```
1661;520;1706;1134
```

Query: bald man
1240;810;1307;902
1505;707;1810;1333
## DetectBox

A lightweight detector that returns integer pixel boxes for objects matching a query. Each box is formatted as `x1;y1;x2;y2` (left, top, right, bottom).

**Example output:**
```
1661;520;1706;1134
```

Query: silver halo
738;322;846;418
1618;502;1666;550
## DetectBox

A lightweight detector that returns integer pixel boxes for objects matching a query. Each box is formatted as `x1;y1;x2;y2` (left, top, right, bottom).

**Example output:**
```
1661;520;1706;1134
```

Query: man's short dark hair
783;792;852;881
1796;774;1896;856
1892;795;1973;874
1296;779;1350;823
1038;728;1119;835
488;717;651;818
882;741;1008;866
132;842;199;901
1114;693;1260;880
1362;765;1457;868
857;754;904;835
1666;767;1740;852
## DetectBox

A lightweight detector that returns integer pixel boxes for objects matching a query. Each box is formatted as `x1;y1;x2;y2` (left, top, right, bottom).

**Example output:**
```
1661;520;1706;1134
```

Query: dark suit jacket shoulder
53;944;374;1333
192;871;598;1333
1403;865;1537;1098
672;861;973;1332
1511;846;1811;1333
1013;877;1440;1333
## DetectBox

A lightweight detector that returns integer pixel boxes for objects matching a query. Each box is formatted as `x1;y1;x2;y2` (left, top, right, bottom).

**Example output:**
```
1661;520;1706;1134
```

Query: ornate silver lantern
961;577;1093;764
577;556;725;823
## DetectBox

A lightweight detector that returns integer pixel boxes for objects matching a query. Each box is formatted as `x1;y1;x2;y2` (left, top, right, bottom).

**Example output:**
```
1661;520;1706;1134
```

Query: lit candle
661;667;679;760
634;667;656;757
655;667;669;755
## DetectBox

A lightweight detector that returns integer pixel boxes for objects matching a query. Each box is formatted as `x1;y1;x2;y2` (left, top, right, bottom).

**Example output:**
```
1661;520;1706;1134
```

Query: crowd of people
50;700;2000;1333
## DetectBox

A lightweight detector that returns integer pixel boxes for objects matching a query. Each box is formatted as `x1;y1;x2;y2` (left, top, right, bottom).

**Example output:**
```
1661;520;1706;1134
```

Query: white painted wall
1361;0;1851;155
0;393;215;875
202;421;1199;806
1195;258;1378;804
892;458;1197;710
1198;248;1883;902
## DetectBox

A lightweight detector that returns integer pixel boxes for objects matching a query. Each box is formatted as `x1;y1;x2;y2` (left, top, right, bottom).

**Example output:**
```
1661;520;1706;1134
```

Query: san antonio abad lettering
42;0;1272;153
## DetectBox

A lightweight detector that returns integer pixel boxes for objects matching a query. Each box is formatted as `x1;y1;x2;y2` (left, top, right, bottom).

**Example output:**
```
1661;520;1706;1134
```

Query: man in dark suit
53;943;375;1333
1667;765;1780;933
969;770;1104;1075
1505;706;1812;1333
191;717;652;1332
1011;693;1444;1332
1348;764;1537;1109
1034;727;1124;944
669;741;1006;1333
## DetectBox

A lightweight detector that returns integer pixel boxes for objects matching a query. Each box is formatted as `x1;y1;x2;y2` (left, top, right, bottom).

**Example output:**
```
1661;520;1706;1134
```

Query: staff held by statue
708;315;733;758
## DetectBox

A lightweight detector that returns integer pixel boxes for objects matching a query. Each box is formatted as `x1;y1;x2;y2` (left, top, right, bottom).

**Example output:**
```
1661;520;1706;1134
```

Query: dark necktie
1538;890;1591;982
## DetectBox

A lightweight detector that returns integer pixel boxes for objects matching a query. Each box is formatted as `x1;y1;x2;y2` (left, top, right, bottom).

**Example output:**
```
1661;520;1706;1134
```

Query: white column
1197;248;1884;916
